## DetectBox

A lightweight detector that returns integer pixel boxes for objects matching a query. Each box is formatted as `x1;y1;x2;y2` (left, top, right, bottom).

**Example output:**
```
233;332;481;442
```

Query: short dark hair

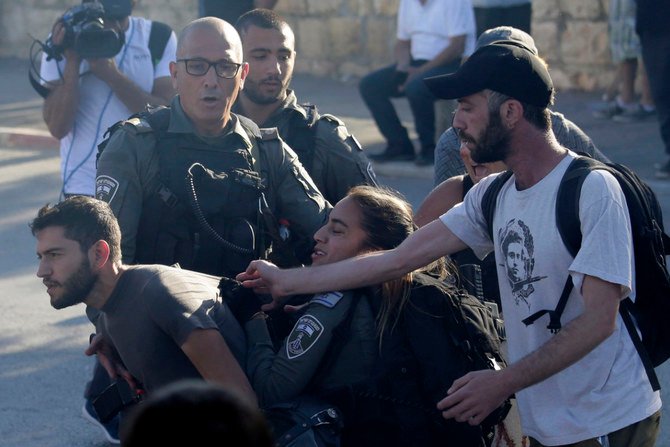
121;380;273;446
487;90;551;131
235;8;287;36
30;196;122;263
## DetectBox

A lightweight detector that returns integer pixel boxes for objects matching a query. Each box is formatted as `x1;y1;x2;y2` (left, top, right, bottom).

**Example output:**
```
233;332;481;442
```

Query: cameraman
40;0;176;198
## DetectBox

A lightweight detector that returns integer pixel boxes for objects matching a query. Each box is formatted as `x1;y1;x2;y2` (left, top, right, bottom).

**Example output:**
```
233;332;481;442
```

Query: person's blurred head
170;18;249;136
236;9;295;106
31;197;121;309
121;380;273;446
459;144;506;184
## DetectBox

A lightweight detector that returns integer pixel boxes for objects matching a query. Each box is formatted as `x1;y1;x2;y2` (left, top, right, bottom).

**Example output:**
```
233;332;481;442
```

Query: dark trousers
640;32;670;156
474;3;532;38
359;60;460;154
84;357;112;399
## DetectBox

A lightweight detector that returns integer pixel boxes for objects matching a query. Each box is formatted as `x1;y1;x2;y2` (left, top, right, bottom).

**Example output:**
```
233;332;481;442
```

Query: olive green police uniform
245;289;378;408
96;96;330;276
233;90;377;205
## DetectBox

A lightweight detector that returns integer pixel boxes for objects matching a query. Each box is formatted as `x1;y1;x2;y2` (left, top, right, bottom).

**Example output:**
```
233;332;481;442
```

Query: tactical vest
279;103;320;174
123;108;276;277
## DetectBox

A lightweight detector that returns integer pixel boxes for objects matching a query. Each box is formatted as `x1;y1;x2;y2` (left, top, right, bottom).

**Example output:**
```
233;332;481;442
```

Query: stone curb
0;126;58;149
370;160;434;180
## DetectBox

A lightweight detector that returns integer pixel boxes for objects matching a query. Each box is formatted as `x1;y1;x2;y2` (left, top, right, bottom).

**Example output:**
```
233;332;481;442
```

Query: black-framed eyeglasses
177;58;242;79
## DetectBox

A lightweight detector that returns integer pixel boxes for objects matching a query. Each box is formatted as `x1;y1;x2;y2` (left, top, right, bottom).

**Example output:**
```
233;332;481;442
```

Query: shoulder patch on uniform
320;114;344;127
349;134;363;151
96;175;119;203
310;291;344;308
259;127;280;141
286;314;324;359
124;117;153;134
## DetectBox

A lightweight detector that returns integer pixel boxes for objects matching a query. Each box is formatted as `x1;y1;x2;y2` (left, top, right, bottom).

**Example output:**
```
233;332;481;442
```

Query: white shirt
441;153;661;445
397;0;477;60
40;16;176;196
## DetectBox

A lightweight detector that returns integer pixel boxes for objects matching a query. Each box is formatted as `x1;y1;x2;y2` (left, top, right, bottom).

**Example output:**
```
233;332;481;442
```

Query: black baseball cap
476;26;538;55
425;42;554;108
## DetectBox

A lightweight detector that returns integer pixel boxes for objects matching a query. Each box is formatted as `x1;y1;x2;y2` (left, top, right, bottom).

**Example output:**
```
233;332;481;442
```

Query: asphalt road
1;56;670;446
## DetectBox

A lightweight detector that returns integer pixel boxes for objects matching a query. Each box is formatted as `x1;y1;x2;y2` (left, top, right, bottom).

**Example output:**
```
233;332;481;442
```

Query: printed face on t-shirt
498;219;546;309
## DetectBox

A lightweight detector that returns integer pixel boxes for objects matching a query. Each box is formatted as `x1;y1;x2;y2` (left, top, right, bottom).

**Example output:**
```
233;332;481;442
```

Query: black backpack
320;274;510;447
147;21;172;68
481;155;670;390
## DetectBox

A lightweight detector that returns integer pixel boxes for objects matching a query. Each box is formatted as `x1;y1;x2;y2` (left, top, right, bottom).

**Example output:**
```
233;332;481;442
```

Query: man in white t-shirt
240;43;662;446
40;0;176;198
359;0;475;166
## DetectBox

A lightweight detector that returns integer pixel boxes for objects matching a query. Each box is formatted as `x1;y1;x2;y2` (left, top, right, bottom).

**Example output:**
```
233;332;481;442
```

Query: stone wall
1;0;616;91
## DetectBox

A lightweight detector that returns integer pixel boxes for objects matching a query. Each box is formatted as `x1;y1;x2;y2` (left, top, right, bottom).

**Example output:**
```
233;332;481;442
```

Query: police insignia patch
311;291;343;308
96;175;119;203
286;315;324;359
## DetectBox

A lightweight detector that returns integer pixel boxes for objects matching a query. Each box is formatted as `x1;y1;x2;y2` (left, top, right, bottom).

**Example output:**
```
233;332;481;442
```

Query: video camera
43;0;131;60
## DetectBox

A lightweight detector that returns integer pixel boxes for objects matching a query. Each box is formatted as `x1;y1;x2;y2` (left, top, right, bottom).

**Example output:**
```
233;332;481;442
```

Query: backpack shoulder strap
555;155;602;257
481;170;514;241
148;21;172;67
522;156;598;332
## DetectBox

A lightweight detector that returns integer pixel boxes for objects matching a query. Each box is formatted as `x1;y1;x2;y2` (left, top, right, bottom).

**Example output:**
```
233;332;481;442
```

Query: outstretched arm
239;218;467;299
415;175;465;227
181;328;257;406
437;274;621;425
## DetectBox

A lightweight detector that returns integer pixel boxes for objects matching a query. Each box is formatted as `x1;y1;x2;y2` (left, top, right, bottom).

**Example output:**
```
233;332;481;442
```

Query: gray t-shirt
99;265;246;392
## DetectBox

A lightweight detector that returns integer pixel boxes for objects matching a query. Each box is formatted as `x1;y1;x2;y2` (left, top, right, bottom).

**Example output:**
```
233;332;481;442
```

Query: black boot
414;146;435;166
369;143;415;162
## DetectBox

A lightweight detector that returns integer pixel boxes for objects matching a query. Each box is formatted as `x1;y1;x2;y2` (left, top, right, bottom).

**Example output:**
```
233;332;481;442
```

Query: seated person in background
31;197;255;404
122;380;273;446
433;26;608;185
231;185;495;446
360;0;476;165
